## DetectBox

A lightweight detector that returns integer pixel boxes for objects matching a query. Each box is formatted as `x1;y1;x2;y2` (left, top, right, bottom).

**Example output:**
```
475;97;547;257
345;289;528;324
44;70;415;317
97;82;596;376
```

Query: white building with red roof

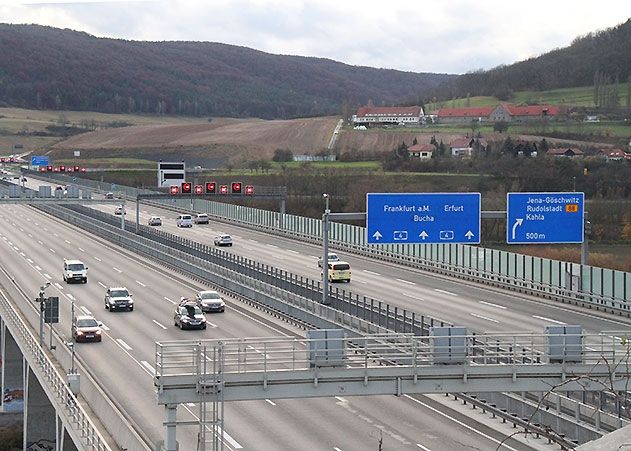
408;143;435;159
352;106;424;127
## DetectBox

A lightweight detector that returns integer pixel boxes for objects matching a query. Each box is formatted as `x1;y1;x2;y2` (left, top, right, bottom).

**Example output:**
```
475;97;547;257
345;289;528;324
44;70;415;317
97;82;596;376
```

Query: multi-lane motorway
3;177;630;450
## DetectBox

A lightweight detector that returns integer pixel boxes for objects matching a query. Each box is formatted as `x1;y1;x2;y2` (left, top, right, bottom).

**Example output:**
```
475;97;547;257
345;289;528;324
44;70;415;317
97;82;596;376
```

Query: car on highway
148;216;162;226
193;213;209;225
322;261;351;283
176;214;193;228
104;287;134;312
195;290;225;313
114;205;125;215
213;234;233;246
317;253;340;268
174;299;207;330
63;259;88;284
72;315;103;342
105;192;114;199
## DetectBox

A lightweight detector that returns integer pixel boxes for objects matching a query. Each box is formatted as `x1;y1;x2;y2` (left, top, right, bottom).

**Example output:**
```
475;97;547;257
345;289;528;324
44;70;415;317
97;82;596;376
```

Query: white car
63;259;88;284
104;287;134;312
193;213;209;224
114;205;125;215
318;253;340;268
176;214;193;228
214;234;233;246
195;290;225;313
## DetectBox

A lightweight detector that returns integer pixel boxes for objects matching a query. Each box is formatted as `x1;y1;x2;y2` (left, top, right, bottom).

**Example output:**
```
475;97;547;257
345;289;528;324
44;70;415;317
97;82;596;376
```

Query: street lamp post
322;194;330;305
37;281;51;347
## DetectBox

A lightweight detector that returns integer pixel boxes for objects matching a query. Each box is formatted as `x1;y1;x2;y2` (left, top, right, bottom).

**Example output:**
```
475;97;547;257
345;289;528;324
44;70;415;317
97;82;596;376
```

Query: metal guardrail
0;289;110;451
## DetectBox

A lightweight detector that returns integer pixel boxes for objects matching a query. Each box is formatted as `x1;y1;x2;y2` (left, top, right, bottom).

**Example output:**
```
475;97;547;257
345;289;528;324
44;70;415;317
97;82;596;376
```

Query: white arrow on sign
419;231;428;240
372;231;382;240
511;218;524;240
465;230;474;240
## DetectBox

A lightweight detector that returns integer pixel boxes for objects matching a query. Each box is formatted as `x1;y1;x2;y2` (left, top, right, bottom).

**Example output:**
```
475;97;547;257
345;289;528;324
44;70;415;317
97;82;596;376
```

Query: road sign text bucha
383;203;465;222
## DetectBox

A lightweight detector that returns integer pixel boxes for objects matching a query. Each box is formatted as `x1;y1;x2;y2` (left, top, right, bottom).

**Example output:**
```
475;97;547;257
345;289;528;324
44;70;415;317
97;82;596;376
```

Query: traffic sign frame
366;192;481;245
506;192;584;244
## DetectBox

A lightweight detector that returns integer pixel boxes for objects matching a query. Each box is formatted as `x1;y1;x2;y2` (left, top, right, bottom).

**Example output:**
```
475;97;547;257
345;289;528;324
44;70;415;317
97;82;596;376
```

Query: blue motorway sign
366;193;481;244
507;192;584;244
31;155;49;166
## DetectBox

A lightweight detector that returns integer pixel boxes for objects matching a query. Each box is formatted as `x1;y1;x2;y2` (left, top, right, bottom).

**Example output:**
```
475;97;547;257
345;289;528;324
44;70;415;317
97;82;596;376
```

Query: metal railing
0;289;110;450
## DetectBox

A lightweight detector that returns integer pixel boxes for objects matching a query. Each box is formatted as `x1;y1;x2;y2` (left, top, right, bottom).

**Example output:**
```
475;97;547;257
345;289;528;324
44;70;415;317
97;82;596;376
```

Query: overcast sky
2;1;630;74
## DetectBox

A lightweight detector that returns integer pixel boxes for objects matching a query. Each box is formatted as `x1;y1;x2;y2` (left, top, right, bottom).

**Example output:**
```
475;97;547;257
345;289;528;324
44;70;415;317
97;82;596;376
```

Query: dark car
174;300;207;330
72;315;103;342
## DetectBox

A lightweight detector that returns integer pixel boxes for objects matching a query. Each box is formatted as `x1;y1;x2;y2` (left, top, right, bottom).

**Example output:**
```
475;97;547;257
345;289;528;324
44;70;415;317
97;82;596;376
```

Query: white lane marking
141;360;155;375
38;240;43;245
216;426;242;449
54;282;63;290
35;222;39;226
164;297;176;304
533;315;565;325
27;233;33;238
136;280;146;287
35;265;42;271
116;339;132;351
404;395;518;451
286;249;299;254
113;267;122;273
19;252;25;257
479;301;507;310
470;313;499;323
19;228;24;232
396;278;416;285
265;399;276;406
78;247;85;252
98;282;107;288
80;306;92;315
402;292;424;301
49;248;56;253
187;402;195;407
101;323;110;331
334;448;343;451
65;239;71;244
205;320;218;328
27;258;33;263
94;256;102;262
266;244;278;249
363;270;380;276
417;445;432;451
67;293;76;301
335;396;347;403
434;288;457;296
44;273;51;279
153;320;167;330
353;279;366;284
53;233;58;237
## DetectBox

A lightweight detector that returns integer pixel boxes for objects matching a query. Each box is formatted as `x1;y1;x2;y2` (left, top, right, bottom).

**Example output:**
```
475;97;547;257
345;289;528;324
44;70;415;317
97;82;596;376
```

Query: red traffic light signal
74;165;80;172
219;185;228;195
231;182;242;194
194;185;203;195
205;182;216;194
67;167;74;172
60;165;66;172
181;182;192;194
169;185;179;195
46;165;52;171
53;166;59;172
244;185;254;196
39;167;46;172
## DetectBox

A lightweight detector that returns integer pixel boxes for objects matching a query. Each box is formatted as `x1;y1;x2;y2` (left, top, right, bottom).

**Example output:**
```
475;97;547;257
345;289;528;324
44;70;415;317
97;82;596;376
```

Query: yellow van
324;261;351;283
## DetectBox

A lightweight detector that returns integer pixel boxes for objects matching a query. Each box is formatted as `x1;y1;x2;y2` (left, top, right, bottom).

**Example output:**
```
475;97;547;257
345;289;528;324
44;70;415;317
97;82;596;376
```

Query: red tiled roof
437;107;494;117
505;104;561;116
601;148;627;158
355;106;422;117
450;137;473;148
408;143;435;152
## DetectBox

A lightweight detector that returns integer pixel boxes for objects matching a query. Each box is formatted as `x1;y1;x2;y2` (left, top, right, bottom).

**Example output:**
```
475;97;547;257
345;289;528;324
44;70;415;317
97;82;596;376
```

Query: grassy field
426;85;603;111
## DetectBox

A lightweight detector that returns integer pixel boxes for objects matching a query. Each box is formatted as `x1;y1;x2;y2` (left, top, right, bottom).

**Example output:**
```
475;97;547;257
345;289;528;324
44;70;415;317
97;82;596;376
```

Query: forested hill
0;24;453;119
434;18;631;101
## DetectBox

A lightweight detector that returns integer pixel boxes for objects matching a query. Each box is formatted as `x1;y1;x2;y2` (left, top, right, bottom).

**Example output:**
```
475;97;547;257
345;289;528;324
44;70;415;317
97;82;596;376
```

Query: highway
0;200;542;451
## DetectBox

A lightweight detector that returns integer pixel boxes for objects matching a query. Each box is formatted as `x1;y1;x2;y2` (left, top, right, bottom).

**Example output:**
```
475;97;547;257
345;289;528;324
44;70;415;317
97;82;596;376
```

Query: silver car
213;234;233;246
148;216;162;226
195;290;225;313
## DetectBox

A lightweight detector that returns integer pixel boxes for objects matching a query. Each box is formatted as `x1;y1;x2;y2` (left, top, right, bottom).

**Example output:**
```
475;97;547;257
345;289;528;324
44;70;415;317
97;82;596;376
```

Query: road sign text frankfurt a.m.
367;193;481;244
507;192;584;244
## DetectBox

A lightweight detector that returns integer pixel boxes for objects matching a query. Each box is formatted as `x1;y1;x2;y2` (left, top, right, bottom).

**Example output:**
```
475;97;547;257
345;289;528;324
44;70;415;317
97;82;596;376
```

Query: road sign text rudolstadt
366;193;481;244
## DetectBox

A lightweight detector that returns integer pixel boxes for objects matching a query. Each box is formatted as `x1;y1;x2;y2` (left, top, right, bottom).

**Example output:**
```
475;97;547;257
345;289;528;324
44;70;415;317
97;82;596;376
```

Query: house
408;143;435;159
352;106;424;127
437;104;562;124
599;148;629;161
449;137;488;158
547;148;584;158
